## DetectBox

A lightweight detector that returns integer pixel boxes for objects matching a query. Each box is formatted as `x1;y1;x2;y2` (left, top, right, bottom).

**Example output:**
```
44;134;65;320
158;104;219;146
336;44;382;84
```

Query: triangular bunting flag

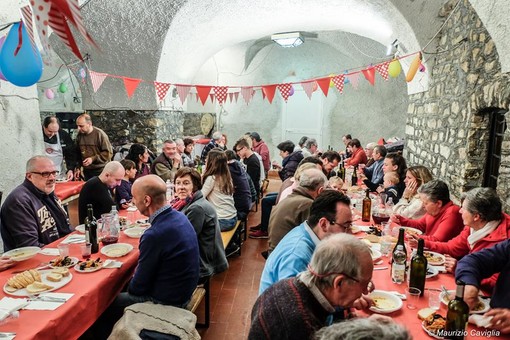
346;73;360;89
241;87;254;105
20;6;37;54
154;82;171;102
88;70;107;92
31;0;52;54
209;93;215;103
362;67;376;86
316;77;331;97
261;89;266;100
375;62;390;81
51;0;98;49
228;92;234;103
277;83;293;102
47;2;83;59
123;77;142;98
214;86;228;105
176;85;191;104
332;75;345;94
301;81;315;99
196;86;212;105
261;85;277;104
234;92;239;103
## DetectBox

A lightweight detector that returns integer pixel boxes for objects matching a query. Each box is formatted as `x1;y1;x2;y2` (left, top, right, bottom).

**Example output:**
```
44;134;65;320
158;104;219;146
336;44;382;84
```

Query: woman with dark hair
125;143;150;180
182;138;196;168
202;150;238;231
380;152;407;199
272;140;304;181
392;179;464;242
172;167;228;281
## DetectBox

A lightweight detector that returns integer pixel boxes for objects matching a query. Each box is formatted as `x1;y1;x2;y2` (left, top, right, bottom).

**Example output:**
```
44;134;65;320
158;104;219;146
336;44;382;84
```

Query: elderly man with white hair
200;131;223;163
78;161;125;223
249;233;376;339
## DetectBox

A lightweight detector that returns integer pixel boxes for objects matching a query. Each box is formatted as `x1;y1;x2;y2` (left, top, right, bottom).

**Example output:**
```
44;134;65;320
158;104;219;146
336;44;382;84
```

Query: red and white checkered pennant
154;82;171;102
176;85;191;104
213;86;228;105
89;70;107;92
277;83;293;102
375;62;390;81
332;75;345;94
301;81;315;99
241;87;255;105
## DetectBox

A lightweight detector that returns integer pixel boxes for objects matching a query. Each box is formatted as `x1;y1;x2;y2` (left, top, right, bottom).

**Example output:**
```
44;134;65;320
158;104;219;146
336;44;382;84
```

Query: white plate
370;248;382;261
423;251;446;266
123;227;146;238
75;224;85;233
74;260;103;273
439;290;490;314
368;290;403;314
422;320;445;339
4;269;73;296
351;224;371;233
426;265;439;279
101;243;133;257
402;226;423;236
3;246;41;262
49;256;79;269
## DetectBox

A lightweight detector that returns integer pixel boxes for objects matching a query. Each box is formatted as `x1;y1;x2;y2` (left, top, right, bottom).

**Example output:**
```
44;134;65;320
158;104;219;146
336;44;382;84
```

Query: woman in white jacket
393;165;433;219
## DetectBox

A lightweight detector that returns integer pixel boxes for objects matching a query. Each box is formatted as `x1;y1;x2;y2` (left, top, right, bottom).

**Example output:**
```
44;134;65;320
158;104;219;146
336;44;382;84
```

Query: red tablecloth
54;181;85;201
0;232;140;339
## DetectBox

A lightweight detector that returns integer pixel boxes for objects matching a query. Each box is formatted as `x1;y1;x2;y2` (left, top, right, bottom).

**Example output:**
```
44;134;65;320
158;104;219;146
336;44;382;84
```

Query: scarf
170;192;195;211
467;220;500;249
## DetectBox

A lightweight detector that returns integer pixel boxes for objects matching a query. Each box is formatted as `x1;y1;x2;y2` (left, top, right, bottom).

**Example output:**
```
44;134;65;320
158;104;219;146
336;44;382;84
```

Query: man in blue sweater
97;174;199;337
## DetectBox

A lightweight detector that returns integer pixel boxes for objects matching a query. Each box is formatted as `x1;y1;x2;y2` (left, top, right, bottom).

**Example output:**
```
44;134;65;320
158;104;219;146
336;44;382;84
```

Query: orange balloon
406;53;422;82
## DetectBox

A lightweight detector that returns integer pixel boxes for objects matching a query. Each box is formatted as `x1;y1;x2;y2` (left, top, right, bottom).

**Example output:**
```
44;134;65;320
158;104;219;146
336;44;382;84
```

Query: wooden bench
221;220;242;255
186;279;210;328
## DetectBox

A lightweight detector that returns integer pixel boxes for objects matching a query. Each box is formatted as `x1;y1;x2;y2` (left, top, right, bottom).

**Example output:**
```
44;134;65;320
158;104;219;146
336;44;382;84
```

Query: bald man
78;161;125;223
1;156;72;251
97;175;199;337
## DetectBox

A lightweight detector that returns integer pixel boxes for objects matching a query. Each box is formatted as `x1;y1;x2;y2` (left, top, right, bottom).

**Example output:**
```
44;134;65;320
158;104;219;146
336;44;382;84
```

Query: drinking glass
428;290;441;310
81;243;92;259
57;243;69;258
406;287;421;310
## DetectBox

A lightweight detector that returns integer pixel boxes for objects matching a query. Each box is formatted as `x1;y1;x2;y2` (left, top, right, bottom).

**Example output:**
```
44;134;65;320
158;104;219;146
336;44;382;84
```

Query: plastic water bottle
166;179;174;202
110;205;120;232
386;197;395;214
392;245;406;284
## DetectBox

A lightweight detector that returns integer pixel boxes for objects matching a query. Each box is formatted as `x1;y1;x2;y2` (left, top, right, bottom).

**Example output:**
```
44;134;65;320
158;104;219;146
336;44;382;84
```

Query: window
483;109;507;189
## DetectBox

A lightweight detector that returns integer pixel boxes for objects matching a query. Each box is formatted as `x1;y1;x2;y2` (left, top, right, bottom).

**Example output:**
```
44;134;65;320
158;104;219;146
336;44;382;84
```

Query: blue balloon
0;22;43;87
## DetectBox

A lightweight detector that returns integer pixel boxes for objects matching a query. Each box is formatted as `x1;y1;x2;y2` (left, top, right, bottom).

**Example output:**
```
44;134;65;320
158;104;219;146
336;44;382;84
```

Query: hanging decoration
213;86;228;105
123;77;142;98
176;85;191;104
58;82;68;93
89;70;107;92
362;66;376;86
45;88;55;99
277;83;293;102
301;81;315;99
154;81;171;102
346;73;360;89
375;62;390;81
196;85;212;105
406;52;422;82
332;75;345;94
261;85;277;104
388;59;402;78
241;87;254;105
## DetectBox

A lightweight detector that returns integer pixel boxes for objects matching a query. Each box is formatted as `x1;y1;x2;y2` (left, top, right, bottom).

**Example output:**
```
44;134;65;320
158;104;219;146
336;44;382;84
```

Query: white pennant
301;81;315;99
176;85;191;104
241;87;254;105
89;70;107;92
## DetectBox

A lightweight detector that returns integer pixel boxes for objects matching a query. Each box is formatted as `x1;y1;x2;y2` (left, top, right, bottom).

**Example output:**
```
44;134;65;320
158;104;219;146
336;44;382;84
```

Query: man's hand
463;284;480;310
352;295;373;310
0;258;15;271
74;168;81;181
66;170;74;181
444;254;457;273
82;157;93;166
485;308;510;334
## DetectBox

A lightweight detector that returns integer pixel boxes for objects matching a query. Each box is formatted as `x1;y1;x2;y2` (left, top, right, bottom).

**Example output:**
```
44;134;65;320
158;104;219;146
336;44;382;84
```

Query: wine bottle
445;280;469;339
84;204;99;254
361;189;371;222
351;165;358;187
391;245;406;284
339;162;345;181
409;238;427;296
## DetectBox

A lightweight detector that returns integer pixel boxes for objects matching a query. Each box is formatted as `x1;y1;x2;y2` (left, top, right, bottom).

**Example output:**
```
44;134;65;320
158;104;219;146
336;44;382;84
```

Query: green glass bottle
409;238;427;296
445;280;469;339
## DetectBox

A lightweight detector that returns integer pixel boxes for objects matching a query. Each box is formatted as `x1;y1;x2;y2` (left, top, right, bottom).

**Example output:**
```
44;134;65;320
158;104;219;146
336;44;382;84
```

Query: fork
441;285;451;300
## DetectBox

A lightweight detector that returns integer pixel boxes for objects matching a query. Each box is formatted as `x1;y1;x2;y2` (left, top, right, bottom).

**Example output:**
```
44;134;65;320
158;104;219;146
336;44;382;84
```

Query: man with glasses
259;190;353;294
0;156;72;251
250;233;375;339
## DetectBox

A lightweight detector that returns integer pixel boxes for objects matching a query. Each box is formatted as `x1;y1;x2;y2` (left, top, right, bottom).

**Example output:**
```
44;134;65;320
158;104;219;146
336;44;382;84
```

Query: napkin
61;234;85;244
40;248;60;256
103;260;123;269
126;206;137;212
23;293;73;311
0;297;28;321
469;314;493;328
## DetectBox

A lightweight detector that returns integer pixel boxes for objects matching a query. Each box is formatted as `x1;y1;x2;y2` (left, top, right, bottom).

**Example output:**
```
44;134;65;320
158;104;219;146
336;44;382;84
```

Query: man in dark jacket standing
1;156;72;251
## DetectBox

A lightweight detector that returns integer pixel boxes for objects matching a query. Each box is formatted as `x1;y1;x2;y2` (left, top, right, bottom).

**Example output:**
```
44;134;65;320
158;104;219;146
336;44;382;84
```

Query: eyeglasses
307;264;375;293
235;146;245;152
329;220;353;233
31;171;59;178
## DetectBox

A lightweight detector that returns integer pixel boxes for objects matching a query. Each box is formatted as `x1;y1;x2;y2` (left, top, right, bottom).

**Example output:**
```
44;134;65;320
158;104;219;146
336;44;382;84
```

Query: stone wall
405;0;510;209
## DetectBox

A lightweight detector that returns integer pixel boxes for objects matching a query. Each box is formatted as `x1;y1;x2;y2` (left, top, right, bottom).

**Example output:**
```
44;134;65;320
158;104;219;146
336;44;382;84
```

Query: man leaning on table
95;175;199;338
0;156;72;251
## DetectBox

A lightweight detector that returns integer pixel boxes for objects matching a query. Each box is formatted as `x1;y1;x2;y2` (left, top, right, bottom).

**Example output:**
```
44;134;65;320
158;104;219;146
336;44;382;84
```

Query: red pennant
261;85;277;104
362;67;376;86
123;77;142;98
50;0;97;48
375;62;390;81
277;83;293;102
154;82;171;102
196;86;212;105
47;3;83;59
316;77;331;97
261;89;266;100
213;86;228;104
301;81;315;99
234;92;239;103
332;75;345;94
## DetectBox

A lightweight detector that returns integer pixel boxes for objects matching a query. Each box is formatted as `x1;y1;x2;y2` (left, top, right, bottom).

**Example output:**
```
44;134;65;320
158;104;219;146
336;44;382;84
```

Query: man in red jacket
250;132;270;176
344;139;367;167
409;187;510;293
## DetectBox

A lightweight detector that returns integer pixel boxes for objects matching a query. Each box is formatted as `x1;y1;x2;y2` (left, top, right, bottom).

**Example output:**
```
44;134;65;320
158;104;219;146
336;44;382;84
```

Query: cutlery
0;332;16;338
388;291;407;300
441;285;451;300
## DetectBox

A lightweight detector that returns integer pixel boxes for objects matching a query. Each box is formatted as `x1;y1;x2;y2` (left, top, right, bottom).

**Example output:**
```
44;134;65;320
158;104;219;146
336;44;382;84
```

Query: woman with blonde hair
202;150;238;231
393;165;433;219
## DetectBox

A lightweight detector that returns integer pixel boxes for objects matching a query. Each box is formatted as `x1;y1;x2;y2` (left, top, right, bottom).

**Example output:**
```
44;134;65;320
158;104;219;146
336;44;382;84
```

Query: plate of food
75;224;85;233
422;313;446;339
49;256;79;268
101;243;133;257
439;290;490;314
4;268;72;296
368;290;403;314
402;227;423;237
74;258;103;273
123;227;146;238
423;251;445;266
426;265;439;279
3;246;41;262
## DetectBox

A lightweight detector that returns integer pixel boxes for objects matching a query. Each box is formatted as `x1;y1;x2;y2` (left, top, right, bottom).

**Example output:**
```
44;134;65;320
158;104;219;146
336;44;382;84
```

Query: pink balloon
45;88;55;99
0;36;6;81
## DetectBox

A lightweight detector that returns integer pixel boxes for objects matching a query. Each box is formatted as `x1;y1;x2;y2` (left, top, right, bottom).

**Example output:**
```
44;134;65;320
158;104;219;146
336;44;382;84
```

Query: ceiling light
271;32;304;48
386;39;399;56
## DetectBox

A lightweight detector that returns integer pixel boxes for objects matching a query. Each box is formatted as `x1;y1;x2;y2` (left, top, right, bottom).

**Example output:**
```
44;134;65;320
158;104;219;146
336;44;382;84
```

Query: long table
0;230;140;339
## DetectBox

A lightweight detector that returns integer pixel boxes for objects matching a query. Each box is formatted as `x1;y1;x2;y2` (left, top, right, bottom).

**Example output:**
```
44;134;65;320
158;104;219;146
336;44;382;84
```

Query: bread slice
26;281;53;293
46;273;63;282
51;267;70;277
418;307;436;321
